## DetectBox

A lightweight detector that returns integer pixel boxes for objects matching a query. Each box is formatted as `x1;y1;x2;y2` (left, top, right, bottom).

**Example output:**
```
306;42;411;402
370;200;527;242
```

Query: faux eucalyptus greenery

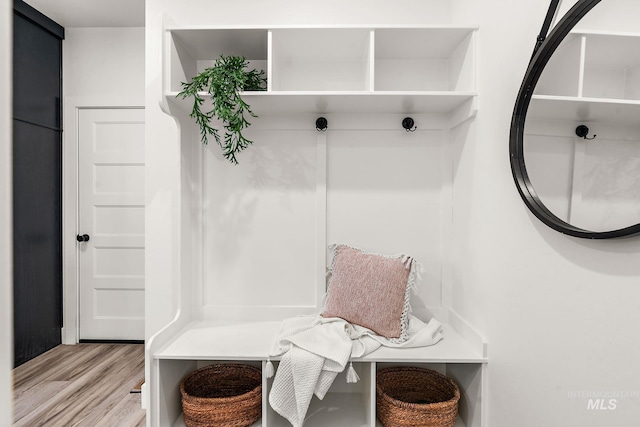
178;55;267;164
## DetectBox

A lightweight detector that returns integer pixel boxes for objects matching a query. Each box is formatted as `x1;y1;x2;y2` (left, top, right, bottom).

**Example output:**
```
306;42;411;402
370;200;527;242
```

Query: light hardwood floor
13;343;146;427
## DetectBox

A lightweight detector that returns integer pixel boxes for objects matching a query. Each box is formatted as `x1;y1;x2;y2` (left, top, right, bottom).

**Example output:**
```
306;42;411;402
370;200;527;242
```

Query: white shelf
155;320;280;360
165;25;477;104
271;392;370;427
154;318;485;363
171;398;466;427
166;90;477;115
155;314;485;427
535;31;640;101
528;95;640;126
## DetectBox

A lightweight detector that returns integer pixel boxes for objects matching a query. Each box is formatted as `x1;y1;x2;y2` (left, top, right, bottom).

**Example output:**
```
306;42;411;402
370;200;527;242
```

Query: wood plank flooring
13;343;146;427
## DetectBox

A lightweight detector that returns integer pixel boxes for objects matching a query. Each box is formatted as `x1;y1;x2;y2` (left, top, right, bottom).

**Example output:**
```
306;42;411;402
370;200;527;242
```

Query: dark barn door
13;0;65;367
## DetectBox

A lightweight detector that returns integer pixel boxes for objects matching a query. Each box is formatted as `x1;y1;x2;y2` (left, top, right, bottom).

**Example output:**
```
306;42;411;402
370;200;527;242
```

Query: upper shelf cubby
535;31;640;101
582;32;640;100
164;26;478;114
167;28;269;93
271;28;372;91
535;33;583;97
374;28;475;91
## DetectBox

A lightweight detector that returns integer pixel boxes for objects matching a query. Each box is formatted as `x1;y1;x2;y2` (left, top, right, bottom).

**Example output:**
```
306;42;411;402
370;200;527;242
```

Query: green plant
178;55;267;164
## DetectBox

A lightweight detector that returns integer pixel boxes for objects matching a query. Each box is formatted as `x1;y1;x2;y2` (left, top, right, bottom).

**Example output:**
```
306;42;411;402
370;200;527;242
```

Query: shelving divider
368;30;376;92
267;30;273;92
368;363;377;425
577;35;586;97
261;360;269;427
315;131;327;305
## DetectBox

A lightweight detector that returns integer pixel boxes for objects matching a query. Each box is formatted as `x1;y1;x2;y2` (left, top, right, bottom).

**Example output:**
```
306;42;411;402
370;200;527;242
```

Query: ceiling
23;0;144;28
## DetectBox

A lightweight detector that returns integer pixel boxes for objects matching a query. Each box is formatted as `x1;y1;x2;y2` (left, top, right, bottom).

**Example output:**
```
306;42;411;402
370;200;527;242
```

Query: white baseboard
61;327;76;345
141;382;149;410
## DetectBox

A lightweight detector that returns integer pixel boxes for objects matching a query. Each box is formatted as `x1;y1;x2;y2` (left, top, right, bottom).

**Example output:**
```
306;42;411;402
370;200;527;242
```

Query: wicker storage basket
180;364;262;427
376;366;460;427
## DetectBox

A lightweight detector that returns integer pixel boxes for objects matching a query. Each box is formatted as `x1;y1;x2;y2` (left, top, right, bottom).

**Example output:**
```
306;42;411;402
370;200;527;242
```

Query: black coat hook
316;117;328;131
575;125;596;140
402;117;417;132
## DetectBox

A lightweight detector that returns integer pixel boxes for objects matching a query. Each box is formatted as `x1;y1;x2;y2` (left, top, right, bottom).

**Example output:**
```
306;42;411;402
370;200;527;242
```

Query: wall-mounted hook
575;125;596;140
316;117;328;131
402;117;417;132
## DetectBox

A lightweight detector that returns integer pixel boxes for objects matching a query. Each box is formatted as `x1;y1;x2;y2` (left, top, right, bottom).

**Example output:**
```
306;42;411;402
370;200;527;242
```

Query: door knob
76;234;90;242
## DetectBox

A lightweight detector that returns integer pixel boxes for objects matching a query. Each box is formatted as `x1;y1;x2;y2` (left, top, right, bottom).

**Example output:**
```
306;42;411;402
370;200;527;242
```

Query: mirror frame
510;0;640;239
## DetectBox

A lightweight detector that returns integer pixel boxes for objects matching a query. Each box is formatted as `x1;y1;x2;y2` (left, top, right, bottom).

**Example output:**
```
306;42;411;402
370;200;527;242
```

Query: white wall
451;0;640;425
0;0;13;424
64;27;145;100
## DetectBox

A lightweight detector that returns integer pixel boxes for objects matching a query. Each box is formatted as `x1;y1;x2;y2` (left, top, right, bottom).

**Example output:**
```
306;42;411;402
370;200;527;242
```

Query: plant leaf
176;54;266;164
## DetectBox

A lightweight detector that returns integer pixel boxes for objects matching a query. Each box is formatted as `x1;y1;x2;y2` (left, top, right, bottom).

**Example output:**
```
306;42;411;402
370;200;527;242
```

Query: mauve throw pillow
322;244;414;340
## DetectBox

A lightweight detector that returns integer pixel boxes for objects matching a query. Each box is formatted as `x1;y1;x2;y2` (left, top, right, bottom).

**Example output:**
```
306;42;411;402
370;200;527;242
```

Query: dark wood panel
12;0;65;367
12;10;62;129
12;120;62;366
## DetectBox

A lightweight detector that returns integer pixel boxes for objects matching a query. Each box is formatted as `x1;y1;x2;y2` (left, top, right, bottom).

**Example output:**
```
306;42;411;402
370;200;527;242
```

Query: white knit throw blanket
268;314;444;427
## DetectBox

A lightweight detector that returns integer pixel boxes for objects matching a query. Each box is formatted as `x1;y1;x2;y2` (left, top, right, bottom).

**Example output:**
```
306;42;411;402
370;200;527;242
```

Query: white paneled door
78;108;145;340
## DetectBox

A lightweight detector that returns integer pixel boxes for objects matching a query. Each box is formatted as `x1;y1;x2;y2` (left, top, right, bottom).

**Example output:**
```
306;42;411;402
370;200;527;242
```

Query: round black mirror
510;0;640;238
